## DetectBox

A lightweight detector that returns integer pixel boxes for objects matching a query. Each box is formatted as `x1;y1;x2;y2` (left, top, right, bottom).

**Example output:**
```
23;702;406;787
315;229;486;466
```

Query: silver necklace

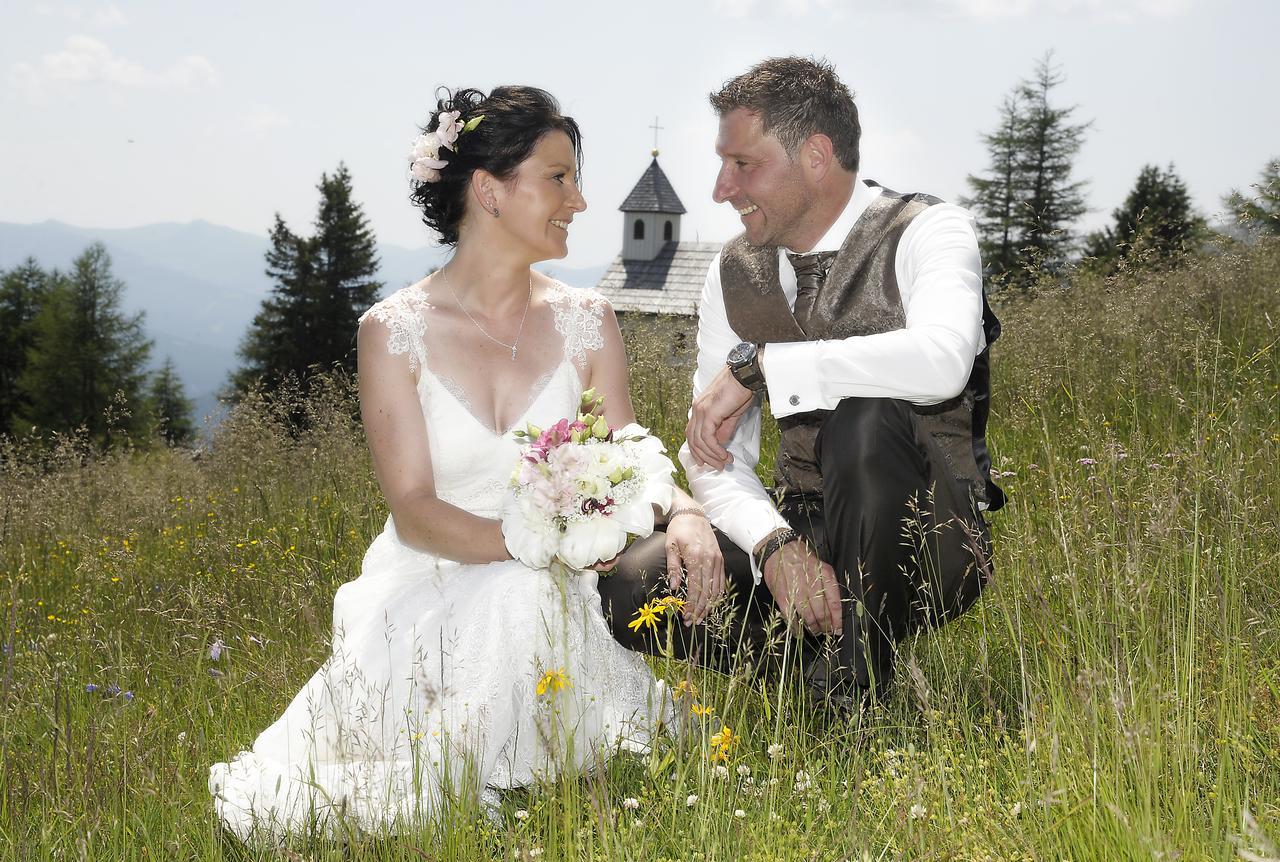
441;269;532;361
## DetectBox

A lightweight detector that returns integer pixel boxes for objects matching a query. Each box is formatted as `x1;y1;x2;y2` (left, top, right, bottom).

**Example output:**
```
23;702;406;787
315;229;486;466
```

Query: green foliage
1224;156;1280;236
963;53;1091;288
1084;163;1207;270
2;243;1279;858
0;258;50;435
233;163;382;399
147;356;196;446
16;243;153;446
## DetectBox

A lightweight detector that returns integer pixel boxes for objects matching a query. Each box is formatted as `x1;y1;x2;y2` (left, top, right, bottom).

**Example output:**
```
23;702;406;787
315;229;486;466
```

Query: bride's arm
589;304;724;621
357;316;512;564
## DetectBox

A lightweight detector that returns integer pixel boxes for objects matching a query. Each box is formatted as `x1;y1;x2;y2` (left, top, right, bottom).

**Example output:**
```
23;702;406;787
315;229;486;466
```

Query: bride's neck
440;242;535;312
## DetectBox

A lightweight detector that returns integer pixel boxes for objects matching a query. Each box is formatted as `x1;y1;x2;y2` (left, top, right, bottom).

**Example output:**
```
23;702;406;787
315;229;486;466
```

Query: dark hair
709;57;860;174
409;86;582;245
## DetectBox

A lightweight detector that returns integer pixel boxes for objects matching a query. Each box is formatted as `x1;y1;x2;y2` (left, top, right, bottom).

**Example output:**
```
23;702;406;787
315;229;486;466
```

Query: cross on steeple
649;116;664;156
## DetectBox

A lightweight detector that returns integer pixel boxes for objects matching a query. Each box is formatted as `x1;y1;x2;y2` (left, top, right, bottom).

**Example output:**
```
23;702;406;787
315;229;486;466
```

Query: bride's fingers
665;542;683;593
686;550;706;625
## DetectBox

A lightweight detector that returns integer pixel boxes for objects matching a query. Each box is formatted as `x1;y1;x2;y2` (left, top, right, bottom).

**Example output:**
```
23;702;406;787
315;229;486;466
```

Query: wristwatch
727;341;766;392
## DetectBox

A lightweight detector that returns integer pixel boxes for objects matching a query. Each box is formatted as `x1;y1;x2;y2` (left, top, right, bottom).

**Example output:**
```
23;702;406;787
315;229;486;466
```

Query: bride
209;85;725;839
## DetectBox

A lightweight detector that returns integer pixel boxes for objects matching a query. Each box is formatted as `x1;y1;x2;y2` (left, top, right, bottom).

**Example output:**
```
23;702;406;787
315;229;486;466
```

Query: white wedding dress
209;283;671;840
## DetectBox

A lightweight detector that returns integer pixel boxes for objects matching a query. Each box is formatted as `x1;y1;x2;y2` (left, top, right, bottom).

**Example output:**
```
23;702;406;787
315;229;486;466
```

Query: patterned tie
786;250;837;334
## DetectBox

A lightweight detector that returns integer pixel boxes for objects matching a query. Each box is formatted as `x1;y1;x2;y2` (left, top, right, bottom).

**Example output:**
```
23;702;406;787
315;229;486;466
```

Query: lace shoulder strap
358;286;430;374
547;281;609;370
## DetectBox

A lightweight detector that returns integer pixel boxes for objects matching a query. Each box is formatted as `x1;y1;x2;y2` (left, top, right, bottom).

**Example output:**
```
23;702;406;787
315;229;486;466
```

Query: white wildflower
909;803;927;820
767;743;784;759
734;809;746;818
686;794;699;807
621;797;639;810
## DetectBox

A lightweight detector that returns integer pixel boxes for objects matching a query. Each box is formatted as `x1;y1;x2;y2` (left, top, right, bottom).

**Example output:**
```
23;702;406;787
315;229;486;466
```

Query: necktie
786;250;837;333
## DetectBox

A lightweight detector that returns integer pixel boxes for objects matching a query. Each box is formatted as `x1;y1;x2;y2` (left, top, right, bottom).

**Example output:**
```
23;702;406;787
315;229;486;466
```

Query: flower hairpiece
409;110;484;183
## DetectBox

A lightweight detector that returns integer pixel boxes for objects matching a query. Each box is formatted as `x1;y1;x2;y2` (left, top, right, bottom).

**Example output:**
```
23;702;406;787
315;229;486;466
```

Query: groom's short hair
710;56;860;175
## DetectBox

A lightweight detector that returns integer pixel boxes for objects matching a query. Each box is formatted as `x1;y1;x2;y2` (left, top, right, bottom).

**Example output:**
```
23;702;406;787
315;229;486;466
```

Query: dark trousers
597;397;993;700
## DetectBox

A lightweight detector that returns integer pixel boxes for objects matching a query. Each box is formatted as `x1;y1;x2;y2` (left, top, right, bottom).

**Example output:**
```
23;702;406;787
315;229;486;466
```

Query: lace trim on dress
359;287;431;375
546;283;608;371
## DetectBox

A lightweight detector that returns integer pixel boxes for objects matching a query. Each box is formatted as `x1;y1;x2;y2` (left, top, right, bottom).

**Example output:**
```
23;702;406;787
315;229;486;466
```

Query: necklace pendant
511;347;518;361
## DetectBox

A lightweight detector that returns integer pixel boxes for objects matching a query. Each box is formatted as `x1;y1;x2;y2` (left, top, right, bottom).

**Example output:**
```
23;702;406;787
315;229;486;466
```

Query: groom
601;56;1003;706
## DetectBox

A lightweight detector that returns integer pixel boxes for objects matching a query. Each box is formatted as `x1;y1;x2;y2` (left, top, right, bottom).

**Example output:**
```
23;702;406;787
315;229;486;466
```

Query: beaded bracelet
668;507;708;520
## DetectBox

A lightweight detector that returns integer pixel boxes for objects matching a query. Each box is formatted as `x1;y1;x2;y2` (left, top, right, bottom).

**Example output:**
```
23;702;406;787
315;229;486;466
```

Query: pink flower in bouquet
501;391;675;573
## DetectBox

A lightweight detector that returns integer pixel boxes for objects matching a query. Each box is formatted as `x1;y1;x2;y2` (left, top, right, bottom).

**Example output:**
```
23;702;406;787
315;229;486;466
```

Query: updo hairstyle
410;86;583;245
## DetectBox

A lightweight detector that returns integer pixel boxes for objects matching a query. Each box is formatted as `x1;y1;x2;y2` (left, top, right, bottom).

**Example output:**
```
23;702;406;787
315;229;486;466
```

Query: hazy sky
2;0;1276;268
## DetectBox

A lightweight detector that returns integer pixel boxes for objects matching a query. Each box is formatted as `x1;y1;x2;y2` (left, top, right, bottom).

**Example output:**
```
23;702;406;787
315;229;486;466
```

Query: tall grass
1;241;1277;861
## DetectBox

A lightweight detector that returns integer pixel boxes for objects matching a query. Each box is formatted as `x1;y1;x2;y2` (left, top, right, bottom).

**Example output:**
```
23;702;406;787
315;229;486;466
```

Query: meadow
1;239;1278;861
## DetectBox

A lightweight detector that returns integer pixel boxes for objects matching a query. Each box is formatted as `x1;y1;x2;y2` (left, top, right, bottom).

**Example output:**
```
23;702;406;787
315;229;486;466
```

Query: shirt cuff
761;341;824;417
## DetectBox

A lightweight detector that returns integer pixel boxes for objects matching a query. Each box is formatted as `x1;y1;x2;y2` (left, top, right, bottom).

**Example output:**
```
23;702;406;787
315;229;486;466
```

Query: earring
491;205;500;217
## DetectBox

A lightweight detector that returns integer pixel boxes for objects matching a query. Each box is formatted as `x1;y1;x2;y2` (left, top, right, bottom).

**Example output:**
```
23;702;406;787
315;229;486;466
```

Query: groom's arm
760;203;985;417
679;254;792;574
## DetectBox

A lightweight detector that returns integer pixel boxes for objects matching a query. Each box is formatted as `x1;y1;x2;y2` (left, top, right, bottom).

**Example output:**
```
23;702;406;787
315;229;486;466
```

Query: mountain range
0;220;610;427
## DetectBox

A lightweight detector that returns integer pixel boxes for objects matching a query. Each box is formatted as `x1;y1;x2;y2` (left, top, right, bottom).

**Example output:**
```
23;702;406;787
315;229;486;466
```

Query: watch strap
754;528;801;572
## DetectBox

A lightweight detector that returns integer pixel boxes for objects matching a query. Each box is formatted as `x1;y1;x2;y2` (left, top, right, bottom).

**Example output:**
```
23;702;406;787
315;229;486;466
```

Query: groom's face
713;108;813;249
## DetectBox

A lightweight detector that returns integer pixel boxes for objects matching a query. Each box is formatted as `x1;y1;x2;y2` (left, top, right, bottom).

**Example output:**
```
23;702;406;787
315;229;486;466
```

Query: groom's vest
720;182;1005;510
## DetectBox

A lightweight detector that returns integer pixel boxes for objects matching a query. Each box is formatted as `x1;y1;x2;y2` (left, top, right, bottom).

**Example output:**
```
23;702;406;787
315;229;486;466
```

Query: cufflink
788;395;800;406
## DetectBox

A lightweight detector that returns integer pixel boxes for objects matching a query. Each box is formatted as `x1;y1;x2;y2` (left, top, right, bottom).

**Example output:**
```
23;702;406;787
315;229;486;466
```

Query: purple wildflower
209;668;224;678
123;691;134;702
85;683;99;693
1077;458;1096;466
209;638;225;661
106;683;121;697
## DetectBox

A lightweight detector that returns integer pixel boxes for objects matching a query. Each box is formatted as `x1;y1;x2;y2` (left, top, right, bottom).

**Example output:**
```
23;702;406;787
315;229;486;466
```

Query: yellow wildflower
672;679;699;700
709;725;739;761
627;602;661;632
654;595;686;613
536;667;571;697
691;703;714;717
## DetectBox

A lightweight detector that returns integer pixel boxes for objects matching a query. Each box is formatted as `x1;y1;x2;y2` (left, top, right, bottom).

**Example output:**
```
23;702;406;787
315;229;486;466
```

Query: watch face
728;342;754;366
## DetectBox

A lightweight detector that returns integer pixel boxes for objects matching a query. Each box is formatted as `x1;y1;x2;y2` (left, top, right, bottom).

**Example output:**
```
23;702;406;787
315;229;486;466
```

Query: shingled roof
619;158;687;214
595;241;721;316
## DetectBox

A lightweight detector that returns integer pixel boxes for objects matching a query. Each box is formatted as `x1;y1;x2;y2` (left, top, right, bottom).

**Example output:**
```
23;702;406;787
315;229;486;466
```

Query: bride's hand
664;512;725;625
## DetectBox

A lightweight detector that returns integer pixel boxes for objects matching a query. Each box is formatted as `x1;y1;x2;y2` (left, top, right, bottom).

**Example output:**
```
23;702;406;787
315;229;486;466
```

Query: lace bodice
359;281;610;519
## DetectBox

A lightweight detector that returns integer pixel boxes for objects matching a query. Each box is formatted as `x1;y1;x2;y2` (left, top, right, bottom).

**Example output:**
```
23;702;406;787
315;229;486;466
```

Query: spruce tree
964;53;1090;287
18;244;153;445
1224;157;1280;237
149;356;196;446
1012;53;1090;277
0;258;50;435
233;163;381;397
962;93;1027;284
1084;164;1205;269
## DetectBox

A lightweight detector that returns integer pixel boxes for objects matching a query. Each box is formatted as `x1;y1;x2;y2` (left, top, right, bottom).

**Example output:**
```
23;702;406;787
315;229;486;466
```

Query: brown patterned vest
721;183;1004;509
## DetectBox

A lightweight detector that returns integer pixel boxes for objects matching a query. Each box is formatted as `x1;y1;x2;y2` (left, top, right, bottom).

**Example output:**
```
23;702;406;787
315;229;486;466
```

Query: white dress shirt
677;178;985;572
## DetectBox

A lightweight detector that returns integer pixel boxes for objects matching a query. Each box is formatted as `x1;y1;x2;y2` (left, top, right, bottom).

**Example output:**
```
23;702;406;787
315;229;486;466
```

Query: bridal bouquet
501;389;675;573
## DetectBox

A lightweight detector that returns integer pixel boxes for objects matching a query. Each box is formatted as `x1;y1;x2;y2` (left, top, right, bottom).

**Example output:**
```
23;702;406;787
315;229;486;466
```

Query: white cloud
35;3;126;27
10;35;217;100
712;0;757;17
935;0;1195;16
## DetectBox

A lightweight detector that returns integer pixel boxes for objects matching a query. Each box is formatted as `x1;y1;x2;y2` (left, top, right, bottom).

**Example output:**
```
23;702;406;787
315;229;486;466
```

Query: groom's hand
762;541;843;636
686;368;755;469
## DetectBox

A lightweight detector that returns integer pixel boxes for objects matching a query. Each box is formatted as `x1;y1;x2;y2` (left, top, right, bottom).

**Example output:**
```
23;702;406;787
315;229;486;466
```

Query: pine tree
18;244;153;445
1084;164;1205;269
232;164;381;396
0;258;50;435
962;93;1027;284
964;53;1090;287
1224;157;1280;237
1013;53;1090;277
149;357;196;446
